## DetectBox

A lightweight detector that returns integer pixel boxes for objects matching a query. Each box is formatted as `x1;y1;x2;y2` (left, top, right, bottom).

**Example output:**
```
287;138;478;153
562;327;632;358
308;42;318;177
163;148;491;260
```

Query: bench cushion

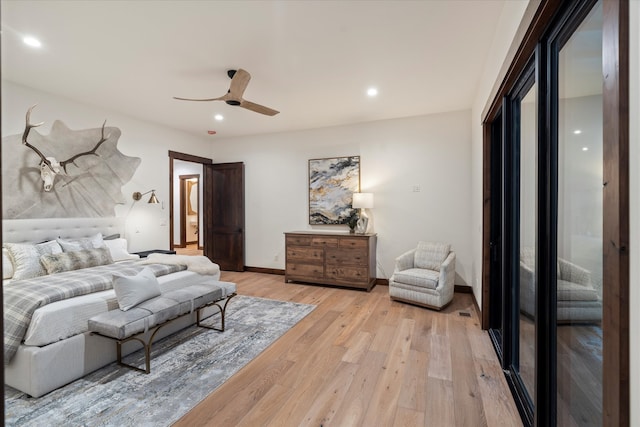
89;281;232;340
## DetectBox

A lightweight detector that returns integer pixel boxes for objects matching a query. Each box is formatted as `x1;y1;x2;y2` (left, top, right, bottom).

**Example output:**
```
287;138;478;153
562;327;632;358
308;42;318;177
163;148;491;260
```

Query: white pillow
103;238;140;262
57;233;105;252
112;267;161;311
4;240;63;280
3;248;14;280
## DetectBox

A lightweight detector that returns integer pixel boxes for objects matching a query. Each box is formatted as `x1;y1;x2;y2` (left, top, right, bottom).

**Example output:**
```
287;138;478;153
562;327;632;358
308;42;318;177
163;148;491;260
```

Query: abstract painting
309;156;360;225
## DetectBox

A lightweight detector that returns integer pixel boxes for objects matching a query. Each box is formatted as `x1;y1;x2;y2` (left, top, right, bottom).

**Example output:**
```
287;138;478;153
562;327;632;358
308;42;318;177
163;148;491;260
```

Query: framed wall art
308;156;360;225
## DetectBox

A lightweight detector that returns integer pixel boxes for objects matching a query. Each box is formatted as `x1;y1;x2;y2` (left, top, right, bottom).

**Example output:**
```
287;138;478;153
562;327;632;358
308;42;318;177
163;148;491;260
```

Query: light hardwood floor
174;272;522;427
175;244;203;256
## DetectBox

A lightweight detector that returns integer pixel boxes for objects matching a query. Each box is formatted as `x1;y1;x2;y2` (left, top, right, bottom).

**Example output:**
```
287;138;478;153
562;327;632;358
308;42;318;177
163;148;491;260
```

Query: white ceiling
1;0;511;139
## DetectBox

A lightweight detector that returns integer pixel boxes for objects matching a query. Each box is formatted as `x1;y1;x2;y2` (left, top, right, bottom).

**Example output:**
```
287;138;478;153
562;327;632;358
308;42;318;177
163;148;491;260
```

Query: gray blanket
4;261;186;364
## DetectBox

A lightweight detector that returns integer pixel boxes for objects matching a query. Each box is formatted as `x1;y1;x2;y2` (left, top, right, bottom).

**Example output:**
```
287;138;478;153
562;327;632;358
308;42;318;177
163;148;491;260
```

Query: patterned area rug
5;295;315;426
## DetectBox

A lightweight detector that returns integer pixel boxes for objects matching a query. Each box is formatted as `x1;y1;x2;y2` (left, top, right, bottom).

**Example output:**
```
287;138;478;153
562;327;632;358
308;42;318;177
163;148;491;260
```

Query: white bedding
2;217;234;398
24;270;220;346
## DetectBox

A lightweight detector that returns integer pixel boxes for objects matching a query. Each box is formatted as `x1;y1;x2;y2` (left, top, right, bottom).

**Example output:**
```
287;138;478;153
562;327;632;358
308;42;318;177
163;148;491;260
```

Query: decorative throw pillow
112;267;161;311
103;238;139;262
40;247;114;275
3;248;14;280
414;241;450;271
4;240;63;280
57;233;105;252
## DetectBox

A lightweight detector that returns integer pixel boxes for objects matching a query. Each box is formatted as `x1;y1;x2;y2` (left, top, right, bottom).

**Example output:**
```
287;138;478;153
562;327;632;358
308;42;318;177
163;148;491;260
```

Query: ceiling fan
173;69;279;116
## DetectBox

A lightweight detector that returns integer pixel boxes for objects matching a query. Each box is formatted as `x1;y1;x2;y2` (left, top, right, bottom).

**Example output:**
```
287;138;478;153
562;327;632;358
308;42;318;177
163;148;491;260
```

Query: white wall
1;81;212;252
629;1;639;424
209;110;472;285
470;1;530;305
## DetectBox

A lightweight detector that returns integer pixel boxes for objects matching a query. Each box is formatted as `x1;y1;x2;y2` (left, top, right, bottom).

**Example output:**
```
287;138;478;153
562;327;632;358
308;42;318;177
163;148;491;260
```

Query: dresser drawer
286;263;324;279
287;246;324;262
339;238;368;249
311;237;338;247
326;266;369;283
286;235;312;246
325;248;368;266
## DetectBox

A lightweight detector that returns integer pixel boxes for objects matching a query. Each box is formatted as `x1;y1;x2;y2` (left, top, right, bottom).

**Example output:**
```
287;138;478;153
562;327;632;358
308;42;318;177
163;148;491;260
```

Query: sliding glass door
487;1;604;425
556;3;603;425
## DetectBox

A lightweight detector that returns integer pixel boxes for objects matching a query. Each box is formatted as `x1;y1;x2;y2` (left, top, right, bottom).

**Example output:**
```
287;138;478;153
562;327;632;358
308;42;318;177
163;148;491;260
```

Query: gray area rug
5;295;315;426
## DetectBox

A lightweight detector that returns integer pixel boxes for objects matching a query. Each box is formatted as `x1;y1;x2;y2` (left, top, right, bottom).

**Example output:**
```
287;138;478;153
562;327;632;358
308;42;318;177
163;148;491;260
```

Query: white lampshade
352;192;374;209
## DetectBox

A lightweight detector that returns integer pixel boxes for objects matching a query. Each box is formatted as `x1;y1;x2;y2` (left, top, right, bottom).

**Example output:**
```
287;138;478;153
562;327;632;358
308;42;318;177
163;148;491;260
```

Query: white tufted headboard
2;217;125;244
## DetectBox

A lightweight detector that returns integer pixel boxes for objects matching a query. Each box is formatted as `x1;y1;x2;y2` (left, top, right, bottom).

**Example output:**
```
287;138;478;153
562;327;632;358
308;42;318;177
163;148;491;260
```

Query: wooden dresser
284;231;377;291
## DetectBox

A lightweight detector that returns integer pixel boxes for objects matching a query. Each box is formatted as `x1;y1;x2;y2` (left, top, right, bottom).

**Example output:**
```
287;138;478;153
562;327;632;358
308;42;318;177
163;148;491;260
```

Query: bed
3;217;233;397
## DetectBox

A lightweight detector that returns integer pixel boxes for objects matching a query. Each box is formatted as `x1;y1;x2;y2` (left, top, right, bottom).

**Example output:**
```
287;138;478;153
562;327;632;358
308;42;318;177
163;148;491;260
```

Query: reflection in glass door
556;2;603;425
518;82;537;404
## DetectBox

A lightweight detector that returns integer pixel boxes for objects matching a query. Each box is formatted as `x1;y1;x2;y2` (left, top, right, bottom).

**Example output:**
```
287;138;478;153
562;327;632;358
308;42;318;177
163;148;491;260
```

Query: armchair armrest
438;251;456;291
394;249;416;273
558;258;592;287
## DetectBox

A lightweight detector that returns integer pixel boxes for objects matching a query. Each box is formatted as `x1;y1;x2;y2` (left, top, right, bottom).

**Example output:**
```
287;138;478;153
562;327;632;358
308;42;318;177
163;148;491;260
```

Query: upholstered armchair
389;241;456;310
519;248;601;323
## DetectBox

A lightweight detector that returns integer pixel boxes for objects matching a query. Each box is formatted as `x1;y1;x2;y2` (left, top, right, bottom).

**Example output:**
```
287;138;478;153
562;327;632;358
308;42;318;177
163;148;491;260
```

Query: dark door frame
168;151;212;251
481;0;629;425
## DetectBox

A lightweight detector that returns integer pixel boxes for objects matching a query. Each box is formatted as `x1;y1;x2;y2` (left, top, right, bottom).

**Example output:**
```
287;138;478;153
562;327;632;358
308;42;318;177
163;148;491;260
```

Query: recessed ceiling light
573;129;582;134
582;146;589;151
23;36;41;48
366;87;378;97
214;114;224;121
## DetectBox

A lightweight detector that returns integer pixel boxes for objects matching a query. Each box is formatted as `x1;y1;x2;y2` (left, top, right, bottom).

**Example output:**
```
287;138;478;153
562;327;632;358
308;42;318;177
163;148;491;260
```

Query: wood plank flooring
175;244;203;256
174;272;522;427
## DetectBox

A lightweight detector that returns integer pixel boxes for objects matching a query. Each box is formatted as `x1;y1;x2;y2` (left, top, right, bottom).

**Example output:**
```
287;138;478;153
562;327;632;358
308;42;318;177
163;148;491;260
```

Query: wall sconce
352;192;374;234
132;190;159;204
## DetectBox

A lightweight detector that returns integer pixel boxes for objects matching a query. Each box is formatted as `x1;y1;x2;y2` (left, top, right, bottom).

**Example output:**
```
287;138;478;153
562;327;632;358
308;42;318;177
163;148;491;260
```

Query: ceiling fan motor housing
225;100;241;106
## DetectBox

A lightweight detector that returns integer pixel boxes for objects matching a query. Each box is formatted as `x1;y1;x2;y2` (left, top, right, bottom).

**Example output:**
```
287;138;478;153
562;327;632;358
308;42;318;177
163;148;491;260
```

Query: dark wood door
203;162;245;271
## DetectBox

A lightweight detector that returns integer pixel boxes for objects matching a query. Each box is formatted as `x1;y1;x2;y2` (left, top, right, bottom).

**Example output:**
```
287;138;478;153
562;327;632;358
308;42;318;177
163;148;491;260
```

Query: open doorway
179;174;200;250
168;151;212;255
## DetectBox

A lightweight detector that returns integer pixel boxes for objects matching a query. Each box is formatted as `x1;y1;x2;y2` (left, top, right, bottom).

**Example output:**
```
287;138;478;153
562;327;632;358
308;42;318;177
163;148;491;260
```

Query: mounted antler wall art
2;105;141;219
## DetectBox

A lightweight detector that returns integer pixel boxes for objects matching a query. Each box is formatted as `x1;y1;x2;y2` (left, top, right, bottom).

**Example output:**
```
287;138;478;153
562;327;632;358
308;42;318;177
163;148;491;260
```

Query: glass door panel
518;83;537;401
556;2;603;425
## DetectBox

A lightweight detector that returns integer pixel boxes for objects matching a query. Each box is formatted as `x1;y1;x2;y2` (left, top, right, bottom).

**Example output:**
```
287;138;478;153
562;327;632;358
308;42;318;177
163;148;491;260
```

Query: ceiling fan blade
173;94;227;102
240;100;280;116
228;69;251;98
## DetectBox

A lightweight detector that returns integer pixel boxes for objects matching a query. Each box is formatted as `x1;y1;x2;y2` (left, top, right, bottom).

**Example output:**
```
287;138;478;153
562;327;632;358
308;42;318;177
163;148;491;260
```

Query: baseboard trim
244;266;285;275
240;271;478;310
454;285;473;294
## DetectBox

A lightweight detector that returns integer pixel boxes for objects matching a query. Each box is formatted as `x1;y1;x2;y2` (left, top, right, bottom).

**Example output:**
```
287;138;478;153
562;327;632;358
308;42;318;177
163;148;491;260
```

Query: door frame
481;0;629;425
168;151;212;251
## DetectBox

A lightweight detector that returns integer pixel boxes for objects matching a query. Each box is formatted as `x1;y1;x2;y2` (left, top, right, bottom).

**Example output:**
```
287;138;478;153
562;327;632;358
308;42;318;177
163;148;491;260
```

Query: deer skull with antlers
22;105;109;192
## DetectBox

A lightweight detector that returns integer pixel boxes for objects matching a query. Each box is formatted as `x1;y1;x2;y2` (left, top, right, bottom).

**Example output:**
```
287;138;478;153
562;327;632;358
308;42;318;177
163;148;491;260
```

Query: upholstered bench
88;281;236;373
